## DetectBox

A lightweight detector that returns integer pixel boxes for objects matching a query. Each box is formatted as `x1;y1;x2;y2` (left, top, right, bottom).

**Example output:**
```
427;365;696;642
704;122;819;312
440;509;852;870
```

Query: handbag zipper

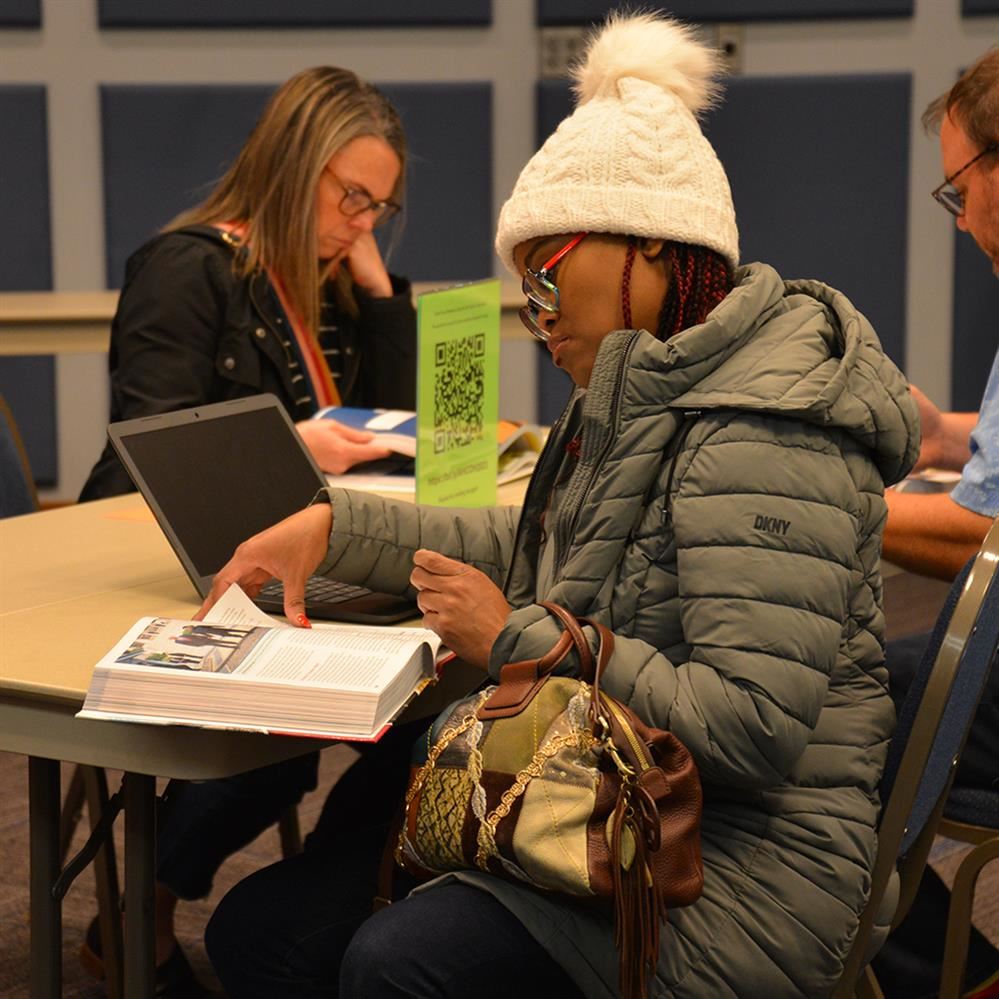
601;697;654;774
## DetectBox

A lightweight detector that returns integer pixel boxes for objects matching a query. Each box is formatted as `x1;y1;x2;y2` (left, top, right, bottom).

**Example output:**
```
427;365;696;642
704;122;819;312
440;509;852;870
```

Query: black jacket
80;226;417;500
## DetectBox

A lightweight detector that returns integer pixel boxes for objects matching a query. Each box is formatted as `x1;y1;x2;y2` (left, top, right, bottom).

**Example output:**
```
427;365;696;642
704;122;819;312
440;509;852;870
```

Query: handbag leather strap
477;628;576;719
539;601;595;681
478;603;607;720
476;606;659;804
578;616;614;723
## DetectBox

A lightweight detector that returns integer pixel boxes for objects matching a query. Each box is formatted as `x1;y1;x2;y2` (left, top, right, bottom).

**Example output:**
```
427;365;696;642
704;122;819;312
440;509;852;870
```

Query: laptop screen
110;397;325;585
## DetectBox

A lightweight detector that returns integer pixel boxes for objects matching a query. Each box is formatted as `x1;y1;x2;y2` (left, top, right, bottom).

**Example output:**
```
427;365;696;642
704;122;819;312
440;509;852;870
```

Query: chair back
833;516;999;996
0;394;38;517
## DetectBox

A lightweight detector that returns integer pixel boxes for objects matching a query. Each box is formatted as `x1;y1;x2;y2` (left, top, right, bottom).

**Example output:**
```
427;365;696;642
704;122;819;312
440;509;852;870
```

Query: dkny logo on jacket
753;514;791;536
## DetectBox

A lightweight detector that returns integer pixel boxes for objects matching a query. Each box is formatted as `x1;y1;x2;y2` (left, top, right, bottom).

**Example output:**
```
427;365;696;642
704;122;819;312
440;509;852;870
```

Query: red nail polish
297;614;312;629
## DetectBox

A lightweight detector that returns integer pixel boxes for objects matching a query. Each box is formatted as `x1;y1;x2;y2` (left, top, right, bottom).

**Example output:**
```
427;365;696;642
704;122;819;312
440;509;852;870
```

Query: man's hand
296;420;393;474
910;385;945;472
197;503;333;625
908;384;977;473
410;549;511;669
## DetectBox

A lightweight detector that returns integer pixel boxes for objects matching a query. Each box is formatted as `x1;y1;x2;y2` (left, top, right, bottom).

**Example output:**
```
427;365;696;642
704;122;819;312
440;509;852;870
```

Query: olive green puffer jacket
319;263;920;998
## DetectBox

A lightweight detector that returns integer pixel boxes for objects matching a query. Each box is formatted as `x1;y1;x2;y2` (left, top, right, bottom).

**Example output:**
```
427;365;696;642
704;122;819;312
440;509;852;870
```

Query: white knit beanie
495;12;739;273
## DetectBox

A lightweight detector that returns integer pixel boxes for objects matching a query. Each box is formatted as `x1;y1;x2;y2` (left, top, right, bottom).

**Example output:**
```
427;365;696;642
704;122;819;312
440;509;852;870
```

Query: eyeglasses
518;233;588;342
932;142;999;217
326;170;401;226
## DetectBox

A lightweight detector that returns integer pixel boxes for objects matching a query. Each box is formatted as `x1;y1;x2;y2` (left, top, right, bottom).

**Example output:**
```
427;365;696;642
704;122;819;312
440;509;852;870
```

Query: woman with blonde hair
77;66;420;996
80;65;415;500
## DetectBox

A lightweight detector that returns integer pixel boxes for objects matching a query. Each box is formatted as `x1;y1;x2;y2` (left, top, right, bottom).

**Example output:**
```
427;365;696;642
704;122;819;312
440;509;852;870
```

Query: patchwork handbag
395;602;703;999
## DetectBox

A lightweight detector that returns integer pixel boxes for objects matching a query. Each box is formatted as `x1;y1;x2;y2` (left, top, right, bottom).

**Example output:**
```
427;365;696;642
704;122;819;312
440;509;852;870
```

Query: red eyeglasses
518;233;587;342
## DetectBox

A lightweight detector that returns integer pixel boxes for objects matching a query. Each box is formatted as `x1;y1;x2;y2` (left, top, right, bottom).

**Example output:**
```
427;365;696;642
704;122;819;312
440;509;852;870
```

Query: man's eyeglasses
327;170;401;226
932;143;999;217
519;233;588;342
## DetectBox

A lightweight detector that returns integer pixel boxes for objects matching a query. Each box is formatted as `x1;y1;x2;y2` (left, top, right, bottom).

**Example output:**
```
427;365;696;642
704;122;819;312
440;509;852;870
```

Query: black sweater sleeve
353;275;418;410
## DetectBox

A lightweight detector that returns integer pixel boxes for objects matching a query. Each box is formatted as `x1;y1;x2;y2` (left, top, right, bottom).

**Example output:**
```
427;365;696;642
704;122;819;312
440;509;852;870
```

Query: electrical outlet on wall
539;26;590;79
713;23;745;75
540;22;743;80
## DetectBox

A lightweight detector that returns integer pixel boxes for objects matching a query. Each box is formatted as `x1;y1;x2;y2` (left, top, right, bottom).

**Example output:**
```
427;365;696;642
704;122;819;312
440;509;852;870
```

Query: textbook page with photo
318;409;546;493
77;585;441;741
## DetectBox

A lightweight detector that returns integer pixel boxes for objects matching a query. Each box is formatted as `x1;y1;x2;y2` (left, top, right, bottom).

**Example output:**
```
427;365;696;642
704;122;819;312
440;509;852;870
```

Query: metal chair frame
937;814;999;998
832;517;999;998
0;392;39;514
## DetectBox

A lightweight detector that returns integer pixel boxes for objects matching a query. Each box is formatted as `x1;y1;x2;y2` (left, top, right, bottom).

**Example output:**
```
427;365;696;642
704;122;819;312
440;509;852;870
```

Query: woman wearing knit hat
202;13;919;998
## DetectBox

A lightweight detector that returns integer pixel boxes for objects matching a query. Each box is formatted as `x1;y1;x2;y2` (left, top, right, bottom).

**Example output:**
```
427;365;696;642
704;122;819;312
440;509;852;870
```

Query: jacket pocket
214;328;264;389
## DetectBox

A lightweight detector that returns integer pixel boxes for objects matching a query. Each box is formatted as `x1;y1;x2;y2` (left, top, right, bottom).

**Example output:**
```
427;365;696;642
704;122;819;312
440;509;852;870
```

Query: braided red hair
656;242;733;340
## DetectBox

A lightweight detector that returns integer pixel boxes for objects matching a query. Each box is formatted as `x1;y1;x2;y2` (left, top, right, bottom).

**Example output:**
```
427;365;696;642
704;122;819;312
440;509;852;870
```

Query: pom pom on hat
574;11;721;113
495;11;739;273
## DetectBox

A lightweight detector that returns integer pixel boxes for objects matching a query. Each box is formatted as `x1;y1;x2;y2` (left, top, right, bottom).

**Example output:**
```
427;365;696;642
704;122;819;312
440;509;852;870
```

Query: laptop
107;394;417;624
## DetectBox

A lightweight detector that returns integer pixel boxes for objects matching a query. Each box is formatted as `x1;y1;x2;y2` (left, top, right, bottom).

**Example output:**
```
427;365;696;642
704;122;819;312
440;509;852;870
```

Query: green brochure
415;279;501;506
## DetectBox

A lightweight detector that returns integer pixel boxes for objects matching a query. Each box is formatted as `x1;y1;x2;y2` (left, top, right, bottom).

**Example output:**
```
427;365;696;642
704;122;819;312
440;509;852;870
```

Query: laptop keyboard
258;576;373;605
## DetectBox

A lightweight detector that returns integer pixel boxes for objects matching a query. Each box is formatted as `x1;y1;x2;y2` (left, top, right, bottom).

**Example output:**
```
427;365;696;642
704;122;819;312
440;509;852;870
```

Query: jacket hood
645;262;920;485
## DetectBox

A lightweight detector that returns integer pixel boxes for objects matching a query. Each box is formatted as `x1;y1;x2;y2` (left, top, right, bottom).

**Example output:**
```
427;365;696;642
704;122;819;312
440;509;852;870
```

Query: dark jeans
156;752;320;900
874;632;999;998
205;719;580;998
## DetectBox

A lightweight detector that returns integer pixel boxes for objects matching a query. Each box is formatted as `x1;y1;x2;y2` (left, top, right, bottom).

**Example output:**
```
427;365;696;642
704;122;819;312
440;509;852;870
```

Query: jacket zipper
500;403;571;596
554;333;639;574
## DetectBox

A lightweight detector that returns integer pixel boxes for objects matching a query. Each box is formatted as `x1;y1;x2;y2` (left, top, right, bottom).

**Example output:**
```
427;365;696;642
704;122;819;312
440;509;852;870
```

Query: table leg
124;772;156;998
28;756;61;999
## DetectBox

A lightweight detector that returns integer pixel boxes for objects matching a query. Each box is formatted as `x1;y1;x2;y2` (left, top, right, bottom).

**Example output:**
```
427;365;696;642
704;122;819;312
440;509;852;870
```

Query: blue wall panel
0;358;56;487
0;85;56;486
538;0;912;24
98;0;490;28
101;82;492;288
0;87;52;291
535;74;911;423
101;85;273;287
378;83;492;281
705;75;910;366
0;0;39;27
951;233;999;411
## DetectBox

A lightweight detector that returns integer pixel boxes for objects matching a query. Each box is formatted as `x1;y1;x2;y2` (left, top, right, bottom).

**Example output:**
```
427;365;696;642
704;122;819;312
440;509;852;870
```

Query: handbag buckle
597;715;638;779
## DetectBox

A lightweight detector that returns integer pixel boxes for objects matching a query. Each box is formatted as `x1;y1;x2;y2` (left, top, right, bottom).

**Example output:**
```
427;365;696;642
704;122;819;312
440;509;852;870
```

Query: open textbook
77;586;441;741
315;406;546;492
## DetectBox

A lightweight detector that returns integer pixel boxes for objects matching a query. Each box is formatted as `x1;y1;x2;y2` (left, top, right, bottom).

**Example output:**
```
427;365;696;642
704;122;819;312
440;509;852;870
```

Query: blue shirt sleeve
951;348;999;518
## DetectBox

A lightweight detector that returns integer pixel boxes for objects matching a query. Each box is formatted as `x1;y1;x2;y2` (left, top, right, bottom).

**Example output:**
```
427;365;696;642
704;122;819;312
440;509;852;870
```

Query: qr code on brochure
432;333;486;454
